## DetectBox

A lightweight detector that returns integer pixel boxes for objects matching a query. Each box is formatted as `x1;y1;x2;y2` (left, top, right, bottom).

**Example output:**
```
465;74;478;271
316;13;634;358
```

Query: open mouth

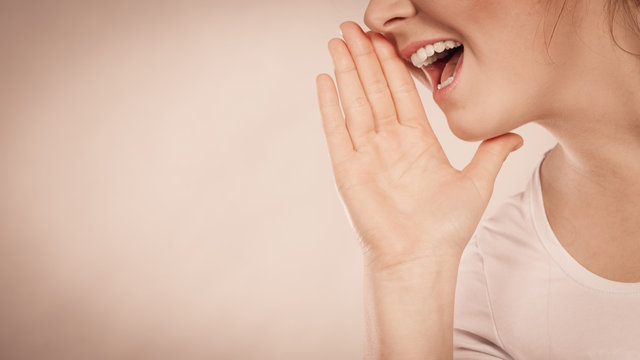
408;40;464;92
424;46;463;92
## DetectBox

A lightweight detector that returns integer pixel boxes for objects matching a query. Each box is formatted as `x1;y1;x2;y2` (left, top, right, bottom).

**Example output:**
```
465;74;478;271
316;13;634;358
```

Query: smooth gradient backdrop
0;1;556;359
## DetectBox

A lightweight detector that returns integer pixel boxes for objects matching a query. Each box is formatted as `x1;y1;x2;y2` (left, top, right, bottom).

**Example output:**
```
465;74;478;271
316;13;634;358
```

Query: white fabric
453;156;640;359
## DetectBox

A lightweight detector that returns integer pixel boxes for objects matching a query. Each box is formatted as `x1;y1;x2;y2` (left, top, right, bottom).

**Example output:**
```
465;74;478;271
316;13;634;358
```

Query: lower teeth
437;72;456;90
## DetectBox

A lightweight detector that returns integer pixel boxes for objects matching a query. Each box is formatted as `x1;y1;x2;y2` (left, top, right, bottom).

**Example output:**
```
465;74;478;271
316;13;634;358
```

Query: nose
363;0;416;33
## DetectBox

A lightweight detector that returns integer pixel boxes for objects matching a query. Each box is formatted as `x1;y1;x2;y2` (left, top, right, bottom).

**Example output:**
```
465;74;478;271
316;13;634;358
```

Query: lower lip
424;50;464;103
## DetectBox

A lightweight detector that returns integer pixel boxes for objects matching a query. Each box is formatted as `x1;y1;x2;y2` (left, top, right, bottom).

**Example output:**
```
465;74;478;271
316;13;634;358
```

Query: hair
547;0;640;57
605;0;640;55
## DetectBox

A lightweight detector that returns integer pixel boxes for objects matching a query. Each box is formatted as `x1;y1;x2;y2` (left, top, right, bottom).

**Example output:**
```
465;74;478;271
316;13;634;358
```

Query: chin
446;111;511;142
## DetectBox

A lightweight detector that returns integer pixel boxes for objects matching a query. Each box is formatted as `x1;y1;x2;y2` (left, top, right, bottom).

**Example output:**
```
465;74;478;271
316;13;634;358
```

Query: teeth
416;47;428;62
425;44;435;57
409;40;462;69
437;72;456;90
411;52;422;68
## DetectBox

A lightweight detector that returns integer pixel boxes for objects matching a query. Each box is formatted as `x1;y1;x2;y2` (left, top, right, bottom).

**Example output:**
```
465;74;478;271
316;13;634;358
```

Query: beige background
0;1;556;359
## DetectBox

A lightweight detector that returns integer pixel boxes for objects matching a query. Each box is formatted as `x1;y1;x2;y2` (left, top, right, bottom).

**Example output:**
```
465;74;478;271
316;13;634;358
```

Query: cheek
441;47;546;141
456;0;510;30
428;2;549;141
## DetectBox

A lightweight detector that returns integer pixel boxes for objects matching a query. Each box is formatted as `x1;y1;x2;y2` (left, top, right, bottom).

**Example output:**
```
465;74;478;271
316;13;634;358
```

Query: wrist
362;247;461;359
363;247;463;281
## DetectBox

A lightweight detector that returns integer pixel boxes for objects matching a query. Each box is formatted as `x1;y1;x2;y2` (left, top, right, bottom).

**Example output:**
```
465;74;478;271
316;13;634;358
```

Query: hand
315;21;523;273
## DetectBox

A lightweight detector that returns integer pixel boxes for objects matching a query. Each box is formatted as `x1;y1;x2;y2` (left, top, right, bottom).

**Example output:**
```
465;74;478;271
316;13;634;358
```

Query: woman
315;0;640;358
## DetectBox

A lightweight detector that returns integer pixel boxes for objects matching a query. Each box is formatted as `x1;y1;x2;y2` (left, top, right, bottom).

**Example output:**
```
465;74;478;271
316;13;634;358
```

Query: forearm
363;256;461;360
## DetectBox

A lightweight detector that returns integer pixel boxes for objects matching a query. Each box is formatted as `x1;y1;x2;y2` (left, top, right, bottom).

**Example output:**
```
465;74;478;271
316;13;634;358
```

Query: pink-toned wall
0;1;556;359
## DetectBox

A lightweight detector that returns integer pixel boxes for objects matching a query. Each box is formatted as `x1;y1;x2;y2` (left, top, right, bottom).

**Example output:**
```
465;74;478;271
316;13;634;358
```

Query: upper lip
399;38;462;61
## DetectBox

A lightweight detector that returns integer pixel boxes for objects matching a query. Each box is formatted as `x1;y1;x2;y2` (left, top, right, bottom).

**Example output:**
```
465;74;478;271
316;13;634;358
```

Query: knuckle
366;79;390;96
324;125;344;138
352;46;376;60
334;64;356;76
377;113;397;124
351;95;370;108
391;80;416;94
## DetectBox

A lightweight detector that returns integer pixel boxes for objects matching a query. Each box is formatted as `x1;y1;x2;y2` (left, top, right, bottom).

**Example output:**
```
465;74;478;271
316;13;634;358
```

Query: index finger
367;31;436;136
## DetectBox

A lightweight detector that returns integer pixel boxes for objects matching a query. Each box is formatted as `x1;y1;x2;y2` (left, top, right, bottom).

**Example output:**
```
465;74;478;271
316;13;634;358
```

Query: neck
535;61;640;222
539;109;640;192
535;71;640;281
525;1;640;281
538;45;640;191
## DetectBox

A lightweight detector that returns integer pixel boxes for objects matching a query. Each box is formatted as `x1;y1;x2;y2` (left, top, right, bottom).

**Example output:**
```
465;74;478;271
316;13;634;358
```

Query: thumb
462;132;523;197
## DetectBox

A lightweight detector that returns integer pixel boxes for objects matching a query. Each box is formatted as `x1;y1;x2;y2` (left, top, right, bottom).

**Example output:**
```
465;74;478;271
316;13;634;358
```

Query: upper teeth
410;40;462;68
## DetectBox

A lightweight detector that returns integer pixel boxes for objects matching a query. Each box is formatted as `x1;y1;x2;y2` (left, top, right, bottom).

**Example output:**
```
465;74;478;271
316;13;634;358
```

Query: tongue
440;49;463;84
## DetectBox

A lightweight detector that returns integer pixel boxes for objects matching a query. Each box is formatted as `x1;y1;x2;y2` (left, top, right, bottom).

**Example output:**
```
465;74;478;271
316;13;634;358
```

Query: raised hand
315;21;523;273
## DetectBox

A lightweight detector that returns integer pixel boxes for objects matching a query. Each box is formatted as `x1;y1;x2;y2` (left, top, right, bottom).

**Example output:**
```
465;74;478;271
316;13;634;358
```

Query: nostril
383;17;404;27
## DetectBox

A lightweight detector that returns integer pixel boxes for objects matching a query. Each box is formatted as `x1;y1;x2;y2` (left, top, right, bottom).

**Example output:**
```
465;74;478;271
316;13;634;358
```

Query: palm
332;122;486;269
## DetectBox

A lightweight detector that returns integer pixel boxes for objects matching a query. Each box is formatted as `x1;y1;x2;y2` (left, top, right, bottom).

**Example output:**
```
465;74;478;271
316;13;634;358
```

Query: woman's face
364;0;603;141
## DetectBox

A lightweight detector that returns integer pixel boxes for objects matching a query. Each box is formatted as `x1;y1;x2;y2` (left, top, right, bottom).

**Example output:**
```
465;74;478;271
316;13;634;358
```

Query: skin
316;0;640;357
316;19;523;357
362;0;640;282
